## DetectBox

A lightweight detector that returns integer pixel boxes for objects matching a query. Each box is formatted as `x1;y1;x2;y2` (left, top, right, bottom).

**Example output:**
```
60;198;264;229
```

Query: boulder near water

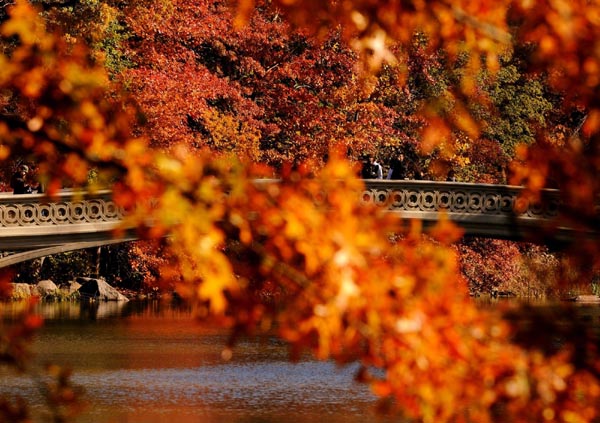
36;279;59;296
11;283;34;299
572;295;600;303
62;281;82;294
76;277;129;301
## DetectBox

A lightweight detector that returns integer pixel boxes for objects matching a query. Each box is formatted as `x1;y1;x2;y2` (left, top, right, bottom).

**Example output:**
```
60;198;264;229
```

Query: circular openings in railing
37;204;53;224
483;194;500;213
390;191;405;209
374;190;390;206
467;194;483;211
2;206;19;226
499;196;514;213
450;192;468;212
20;204;37;224
437;192;451;209
527;201;546;217
513;197;529;215
69;202;86;223
88;200;104;221
406;191;421;210
105;202;122;219
421;192;437;211
362;189;396;207
361;190;374;204
52;203;70;223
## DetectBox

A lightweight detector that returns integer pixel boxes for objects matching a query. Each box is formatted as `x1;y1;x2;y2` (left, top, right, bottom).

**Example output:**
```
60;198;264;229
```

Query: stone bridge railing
361;180;589;242
0;181;596;267
0;189;129;250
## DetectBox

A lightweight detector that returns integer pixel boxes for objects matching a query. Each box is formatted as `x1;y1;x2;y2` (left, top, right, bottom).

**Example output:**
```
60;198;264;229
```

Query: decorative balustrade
0;181;595;256
362;180;558;217
361;180;575;240
0;190;128;250
0;190;123;226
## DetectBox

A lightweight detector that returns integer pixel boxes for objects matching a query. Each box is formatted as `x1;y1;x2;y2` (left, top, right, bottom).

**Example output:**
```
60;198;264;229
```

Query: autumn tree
119;0;428;167
240;0;600;225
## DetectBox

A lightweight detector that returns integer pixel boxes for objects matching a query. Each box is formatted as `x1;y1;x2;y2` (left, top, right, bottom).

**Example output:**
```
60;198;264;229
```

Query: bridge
0;181;596;268
0;189;137;268
360;180;583;242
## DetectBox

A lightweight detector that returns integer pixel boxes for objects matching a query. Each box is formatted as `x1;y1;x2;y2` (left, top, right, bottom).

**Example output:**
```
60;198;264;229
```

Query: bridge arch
0;190;136;268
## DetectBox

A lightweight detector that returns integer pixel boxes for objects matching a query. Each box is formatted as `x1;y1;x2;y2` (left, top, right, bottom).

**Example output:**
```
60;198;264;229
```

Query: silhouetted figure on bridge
412;163;426;180
387;152;408;180
373;157;383;179
361;155;380;179
10;165;38;194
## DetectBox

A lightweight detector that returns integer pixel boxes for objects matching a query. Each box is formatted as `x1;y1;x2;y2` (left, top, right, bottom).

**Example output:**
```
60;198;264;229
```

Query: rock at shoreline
36;280;58;296
11;280;59;299
64;281;82;294
77;277;129;302
568;295;600;303
12;283;34;299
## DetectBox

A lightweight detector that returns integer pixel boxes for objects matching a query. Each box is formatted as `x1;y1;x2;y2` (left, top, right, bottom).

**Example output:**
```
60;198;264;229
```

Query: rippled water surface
1;301;398;423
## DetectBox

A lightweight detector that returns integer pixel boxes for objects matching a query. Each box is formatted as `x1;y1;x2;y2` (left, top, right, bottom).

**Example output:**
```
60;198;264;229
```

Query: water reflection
40;300;129;320
2;300;599;423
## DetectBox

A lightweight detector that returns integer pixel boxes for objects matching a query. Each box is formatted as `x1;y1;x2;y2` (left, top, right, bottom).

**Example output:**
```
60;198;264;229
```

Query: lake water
0;300;399;423
2;300;600;423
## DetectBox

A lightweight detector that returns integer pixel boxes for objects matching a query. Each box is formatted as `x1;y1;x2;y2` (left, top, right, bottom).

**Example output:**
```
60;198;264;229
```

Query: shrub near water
458;240;600;299
457;239;563;298
38;252;95;285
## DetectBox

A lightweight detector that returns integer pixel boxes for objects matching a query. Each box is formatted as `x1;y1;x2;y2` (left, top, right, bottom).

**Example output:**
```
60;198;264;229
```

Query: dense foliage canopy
1;1;600;422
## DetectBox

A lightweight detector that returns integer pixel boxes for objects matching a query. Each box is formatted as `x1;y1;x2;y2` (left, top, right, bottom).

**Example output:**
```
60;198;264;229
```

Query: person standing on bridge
372;157;384;179
412;162;426;180
387;151;408;180
361;155;379;179
10;164;38;194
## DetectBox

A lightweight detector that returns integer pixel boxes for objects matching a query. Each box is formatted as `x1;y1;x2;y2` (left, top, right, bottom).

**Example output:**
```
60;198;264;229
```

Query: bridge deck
0;181;596;267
